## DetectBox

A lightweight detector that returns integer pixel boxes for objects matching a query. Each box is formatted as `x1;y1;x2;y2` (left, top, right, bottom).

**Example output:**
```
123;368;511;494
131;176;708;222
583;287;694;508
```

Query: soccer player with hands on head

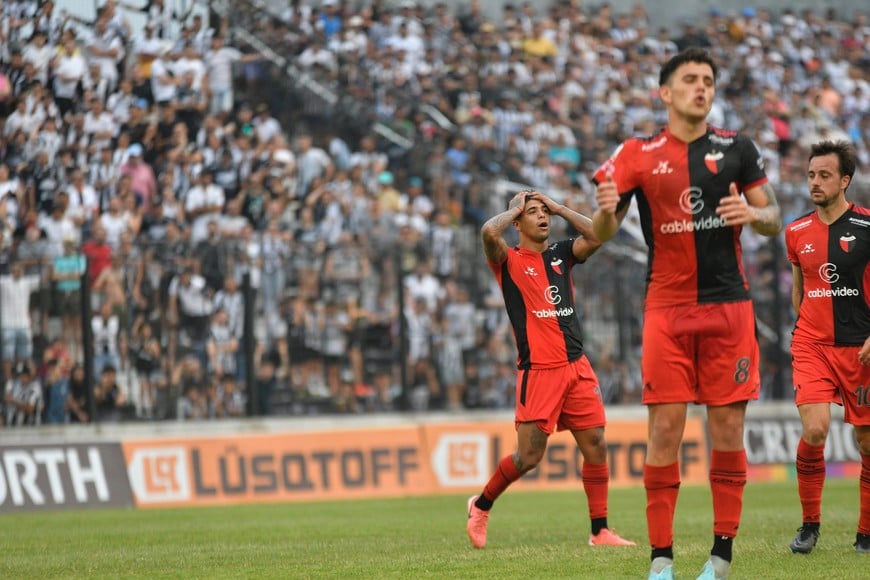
466;189;635;550
592;47;782;580
784;140;870;556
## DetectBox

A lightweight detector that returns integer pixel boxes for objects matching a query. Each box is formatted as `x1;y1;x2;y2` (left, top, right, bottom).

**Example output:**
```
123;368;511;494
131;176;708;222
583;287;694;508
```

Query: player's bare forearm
750;183;783;236
481;205;522;263
557;205;602;259
592;208;623;243
791;265;803;317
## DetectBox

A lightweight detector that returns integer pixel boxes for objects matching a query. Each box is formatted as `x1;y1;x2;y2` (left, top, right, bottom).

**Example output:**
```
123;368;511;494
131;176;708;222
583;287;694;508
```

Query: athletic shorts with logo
792;339;870;426
515;355;605;433
641;300;761;405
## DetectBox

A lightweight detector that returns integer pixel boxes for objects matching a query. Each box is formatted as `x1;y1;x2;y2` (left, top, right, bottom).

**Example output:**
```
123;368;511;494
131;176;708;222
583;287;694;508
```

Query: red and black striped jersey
488;240;584;370
786;203;870;346
593;126;768;309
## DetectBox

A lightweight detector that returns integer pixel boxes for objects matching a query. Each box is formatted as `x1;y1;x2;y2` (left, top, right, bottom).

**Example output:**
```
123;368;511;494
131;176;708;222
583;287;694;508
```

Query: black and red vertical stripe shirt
488;240;584;370
786;204;870;346
593;126;768;309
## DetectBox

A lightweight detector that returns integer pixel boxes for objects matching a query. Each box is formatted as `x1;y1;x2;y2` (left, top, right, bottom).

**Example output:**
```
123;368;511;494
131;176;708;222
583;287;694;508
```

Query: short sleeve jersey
785;204;870;346
593;127;768;309
488;240;584;370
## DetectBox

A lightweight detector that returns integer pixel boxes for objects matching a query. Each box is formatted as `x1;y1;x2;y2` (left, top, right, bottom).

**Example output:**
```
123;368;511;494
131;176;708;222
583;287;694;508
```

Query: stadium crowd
0;0;867;425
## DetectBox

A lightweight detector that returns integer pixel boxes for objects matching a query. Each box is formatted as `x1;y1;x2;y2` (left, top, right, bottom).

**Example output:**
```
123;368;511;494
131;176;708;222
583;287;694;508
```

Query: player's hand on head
533;191;561;214
595;173;619;214
509;191;528;210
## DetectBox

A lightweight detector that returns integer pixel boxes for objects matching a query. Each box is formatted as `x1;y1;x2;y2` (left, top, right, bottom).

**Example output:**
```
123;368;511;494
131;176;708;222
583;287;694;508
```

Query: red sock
860;454;870;535
482;455;521;503
796;439;826;524
644;462;680;549
710;449;747;537
582;462;609;520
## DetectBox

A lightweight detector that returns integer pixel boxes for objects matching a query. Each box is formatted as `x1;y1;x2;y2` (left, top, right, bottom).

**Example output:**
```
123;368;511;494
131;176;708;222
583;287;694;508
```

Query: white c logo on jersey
544;286;561;305
679;187;705;215
819;263;839;284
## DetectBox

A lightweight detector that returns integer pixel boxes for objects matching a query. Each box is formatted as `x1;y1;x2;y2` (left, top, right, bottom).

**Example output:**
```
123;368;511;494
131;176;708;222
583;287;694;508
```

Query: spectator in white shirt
184;170;225;244
51;34;87;118
150;45;177;105
253;103;281;144
82;97;118;152
87;16;125;92
22;29;52;86
205;35;259;116
0;262;41;380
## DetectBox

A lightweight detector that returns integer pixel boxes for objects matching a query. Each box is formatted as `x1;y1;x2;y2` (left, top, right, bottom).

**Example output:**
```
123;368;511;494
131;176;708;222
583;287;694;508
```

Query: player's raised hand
716;182;757;225
595;173;619;215
508;190;529;211
527;191;562;215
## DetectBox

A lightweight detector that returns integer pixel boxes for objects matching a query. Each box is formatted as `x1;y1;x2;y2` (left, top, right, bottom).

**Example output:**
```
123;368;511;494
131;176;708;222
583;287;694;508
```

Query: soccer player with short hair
466;190;635;550
592;47;782;580
784;140;870;555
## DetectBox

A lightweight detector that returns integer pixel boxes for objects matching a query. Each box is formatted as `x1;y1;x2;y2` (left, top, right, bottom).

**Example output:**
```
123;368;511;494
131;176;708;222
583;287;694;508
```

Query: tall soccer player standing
466;190;635;550
591;47;782;580
784;140;870;556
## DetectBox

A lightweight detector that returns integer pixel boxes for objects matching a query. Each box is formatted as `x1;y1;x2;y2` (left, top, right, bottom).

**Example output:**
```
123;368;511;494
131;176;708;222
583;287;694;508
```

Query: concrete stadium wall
0;402;858;513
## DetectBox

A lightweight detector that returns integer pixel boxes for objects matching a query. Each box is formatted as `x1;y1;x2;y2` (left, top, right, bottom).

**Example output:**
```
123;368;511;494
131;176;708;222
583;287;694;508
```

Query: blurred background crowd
0;0;867;425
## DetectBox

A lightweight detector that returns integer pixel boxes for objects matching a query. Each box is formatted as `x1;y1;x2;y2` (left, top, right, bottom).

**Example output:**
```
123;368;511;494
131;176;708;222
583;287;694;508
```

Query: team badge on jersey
550;258;563;275
704;150;724;174
840;234;856;253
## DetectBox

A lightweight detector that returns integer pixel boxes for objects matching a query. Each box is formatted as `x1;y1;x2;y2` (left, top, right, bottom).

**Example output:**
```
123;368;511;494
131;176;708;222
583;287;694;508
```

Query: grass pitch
1;479;864;578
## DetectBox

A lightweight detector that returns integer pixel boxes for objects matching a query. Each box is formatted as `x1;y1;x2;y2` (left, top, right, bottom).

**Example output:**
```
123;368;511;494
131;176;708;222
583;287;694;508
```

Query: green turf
0;479;864;578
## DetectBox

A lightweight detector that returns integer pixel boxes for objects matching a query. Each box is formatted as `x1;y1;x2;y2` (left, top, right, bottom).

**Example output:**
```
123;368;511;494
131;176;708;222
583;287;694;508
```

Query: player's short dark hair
809;140;857;185
659;47;718;86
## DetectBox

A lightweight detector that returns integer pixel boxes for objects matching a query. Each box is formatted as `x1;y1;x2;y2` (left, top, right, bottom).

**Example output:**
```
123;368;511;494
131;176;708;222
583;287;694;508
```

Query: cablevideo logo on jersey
661;187;727;234
533;286;574;318
807;263;859;298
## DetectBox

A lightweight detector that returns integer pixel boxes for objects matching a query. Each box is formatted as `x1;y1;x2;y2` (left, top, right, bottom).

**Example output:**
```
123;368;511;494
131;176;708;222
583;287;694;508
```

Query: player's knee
855;431;870;456
515;448;545;472
802;424;829;447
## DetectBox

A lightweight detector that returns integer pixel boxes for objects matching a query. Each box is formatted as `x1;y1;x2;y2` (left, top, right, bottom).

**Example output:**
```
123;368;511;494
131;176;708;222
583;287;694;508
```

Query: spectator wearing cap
120;143;158;209
3;363;43;426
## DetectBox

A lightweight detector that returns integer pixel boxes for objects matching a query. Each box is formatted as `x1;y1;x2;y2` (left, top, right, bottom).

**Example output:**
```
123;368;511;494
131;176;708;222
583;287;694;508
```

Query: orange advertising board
422;418;709;491
121;426;430;507
121;418;709;508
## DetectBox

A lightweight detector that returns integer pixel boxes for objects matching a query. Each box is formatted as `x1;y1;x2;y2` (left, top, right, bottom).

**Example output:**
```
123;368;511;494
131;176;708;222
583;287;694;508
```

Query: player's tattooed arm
748;182;783;236
481;192;525;263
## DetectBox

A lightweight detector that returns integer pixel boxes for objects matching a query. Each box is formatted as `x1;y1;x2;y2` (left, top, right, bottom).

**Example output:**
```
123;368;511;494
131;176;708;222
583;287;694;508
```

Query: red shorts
514;356;605;434
792;340;870;426
641;301;761;406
